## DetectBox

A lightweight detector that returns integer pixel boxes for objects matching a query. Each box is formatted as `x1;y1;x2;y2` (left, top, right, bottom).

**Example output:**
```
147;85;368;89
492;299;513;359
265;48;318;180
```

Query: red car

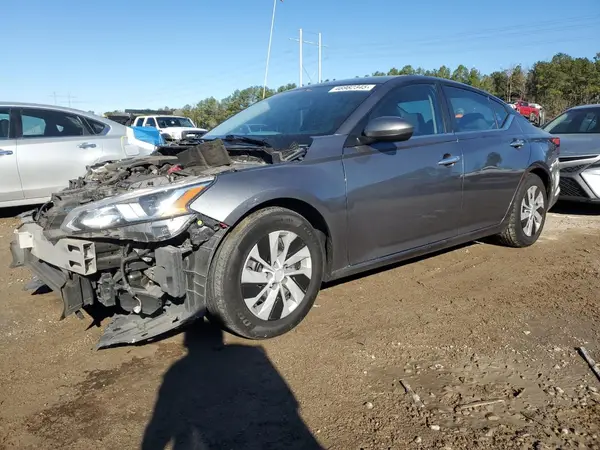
511;100;543;125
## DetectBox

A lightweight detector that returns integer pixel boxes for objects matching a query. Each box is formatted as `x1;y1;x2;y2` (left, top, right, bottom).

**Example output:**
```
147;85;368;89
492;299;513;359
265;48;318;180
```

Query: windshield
543;107;600;134
202;85;377;147
156;116;195;128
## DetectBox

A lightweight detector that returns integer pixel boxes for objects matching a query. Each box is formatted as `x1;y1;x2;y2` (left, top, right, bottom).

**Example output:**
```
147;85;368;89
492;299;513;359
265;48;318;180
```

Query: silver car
10;77;560;347
0;102;155;207
542;104;600;202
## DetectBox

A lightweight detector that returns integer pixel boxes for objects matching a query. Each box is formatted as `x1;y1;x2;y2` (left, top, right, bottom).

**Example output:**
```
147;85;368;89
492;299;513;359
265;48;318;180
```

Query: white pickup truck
132;115;207;142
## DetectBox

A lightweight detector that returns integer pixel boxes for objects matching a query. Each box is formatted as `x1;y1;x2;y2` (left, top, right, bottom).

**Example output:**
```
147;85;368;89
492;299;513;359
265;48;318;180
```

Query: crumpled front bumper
10;216;226;348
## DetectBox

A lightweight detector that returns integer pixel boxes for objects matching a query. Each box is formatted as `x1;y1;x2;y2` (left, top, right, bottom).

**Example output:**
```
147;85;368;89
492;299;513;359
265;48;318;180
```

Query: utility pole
262;0;278;99
318;32;322;83
299;28;303;87
289;29;327;87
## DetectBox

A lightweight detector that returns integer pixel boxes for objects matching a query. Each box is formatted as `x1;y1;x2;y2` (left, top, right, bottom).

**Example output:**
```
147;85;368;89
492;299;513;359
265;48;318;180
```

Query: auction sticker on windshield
329;84;376;93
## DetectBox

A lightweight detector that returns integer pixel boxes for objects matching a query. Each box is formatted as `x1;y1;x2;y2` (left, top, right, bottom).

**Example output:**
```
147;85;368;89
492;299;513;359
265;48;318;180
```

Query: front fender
188;159;349;271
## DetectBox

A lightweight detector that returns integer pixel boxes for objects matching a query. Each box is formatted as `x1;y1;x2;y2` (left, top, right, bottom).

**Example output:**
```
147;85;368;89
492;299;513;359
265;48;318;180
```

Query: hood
553;134;600;158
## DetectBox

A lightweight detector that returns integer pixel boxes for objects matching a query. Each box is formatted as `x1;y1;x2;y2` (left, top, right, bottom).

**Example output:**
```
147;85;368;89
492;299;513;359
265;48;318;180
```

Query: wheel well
529;167;551;197
236;198;333;277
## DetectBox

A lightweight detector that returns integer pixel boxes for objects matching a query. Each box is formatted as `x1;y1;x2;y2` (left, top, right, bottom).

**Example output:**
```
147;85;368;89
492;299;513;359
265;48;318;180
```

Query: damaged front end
9;140;278;348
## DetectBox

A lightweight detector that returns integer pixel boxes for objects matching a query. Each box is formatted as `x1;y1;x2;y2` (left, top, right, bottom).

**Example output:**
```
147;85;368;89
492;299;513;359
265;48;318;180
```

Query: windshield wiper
222;135;272;148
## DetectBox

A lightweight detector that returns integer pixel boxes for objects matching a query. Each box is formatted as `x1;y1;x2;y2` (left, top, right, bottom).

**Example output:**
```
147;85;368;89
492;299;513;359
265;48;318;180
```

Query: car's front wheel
206;207;325;339
495;173;547;248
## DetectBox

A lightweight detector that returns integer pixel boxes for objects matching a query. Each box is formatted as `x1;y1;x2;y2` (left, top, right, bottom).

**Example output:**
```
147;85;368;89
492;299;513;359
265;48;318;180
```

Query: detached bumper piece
11;243;94;320
10;217;226;349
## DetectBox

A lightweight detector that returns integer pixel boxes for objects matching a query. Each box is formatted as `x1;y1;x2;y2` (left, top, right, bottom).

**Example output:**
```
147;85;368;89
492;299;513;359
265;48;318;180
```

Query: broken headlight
62;177;214;241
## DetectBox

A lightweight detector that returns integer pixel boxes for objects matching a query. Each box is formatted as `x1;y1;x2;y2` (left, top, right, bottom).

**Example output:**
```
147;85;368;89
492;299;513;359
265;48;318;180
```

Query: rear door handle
438;155;461;166
78;142;97;149
510;139;525;148
0;149;13;156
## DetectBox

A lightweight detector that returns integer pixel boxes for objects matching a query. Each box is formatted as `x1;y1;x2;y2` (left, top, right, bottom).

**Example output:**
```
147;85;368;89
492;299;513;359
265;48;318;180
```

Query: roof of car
0;101;106;119
310;76;506;104
570;104;600;110
316;75;449;86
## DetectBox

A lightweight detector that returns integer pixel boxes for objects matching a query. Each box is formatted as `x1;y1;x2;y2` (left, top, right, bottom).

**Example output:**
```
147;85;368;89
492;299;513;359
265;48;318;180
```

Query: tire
206;207;325;339
495;173;547;248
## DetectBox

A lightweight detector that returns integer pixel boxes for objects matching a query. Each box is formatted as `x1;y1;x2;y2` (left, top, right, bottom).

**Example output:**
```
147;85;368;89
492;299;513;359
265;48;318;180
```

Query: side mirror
362;116;414;144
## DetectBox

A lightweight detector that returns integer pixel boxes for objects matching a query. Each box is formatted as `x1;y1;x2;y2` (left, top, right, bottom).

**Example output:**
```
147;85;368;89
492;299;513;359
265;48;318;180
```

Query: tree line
108;52;600;129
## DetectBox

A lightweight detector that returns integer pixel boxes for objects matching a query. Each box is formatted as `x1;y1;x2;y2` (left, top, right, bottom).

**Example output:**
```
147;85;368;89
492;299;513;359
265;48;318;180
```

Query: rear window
489;99;509;128
86;118;108;135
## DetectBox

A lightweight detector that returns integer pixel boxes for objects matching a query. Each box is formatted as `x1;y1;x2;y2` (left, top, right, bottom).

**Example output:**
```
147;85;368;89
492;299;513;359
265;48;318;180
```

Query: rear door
0;107;24;202
442;85;530;233
16;107;105;199
82;116;131;160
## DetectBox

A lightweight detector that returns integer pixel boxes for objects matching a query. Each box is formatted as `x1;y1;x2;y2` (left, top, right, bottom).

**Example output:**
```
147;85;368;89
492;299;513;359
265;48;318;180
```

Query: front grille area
559;178;589;198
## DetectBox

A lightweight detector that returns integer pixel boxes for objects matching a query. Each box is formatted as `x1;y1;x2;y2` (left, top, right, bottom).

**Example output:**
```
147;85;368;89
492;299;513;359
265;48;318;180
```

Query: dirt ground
1;203;599;450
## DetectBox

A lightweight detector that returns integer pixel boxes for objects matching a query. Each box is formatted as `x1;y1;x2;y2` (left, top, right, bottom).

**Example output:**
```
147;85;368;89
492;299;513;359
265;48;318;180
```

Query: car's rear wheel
495;173;547;248
206;207;324;339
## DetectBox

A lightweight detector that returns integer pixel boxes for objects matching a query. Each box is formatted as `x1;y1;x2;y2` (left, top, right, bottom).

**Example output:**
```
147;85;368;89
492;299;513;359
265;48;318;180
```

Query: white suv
133;115;207;141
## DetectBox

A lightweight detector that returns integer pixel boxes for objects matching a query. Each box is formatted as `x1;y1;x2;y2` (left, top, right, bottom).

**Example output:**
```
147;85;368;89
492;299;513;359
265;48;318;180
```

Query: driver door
343;82;463;265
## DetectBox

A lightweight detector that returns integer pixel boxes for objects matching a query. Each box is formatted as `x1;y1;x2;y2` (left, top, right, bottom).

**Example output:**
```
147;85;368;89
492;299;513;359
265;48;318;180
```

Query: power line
49;92;83;107
333;14;599;53
326;27;599;63
139;13;598;102
325;33;598;70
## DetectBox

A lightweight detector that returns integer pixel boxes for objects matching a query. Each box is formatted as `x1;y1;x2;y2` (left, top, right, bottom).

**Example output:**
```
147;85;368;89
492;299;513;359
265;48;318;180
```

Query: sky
2;0;598;114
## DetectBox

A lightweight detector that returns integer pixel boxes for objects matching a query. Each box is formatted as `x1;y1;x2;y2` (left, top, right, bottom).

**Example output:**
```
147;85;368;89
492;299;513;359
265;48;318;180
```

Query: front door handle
510;139;525;148
78;142;97;149
438;155;461;166
0;149;14;156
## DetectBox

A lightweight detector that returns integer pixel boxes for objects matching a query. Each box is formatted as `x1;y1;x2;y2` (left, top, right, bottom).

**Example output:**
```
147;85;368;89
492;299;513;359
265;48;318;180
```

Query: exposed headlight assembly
62;177;214;242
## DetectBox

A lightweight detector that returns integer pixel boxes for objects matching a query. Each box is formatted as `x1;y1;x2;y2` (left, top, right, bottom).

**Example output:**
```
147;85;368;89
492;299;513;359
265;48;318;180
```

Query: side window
85;118;108;135
490;100;509;128
146;118;157;128
134;117;145;127
369;83;443;136
444;86;498;132
579;111;599;133
0;108;10;140
21;109;86;138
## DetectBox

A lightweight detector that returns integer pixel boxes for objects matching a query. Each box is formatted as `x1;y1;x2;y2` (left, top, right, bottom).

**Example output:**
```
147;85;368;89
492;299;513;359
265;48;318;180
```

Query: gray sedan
542;104;600;202
0;102;155;207
11;77;560;347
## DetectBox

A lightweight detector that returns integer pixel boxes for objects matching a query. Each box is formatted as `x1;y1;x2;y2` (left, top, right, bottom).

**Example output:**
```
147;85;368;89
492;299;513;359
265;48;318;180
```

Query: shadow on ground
550;200;600;216
142;321;323;450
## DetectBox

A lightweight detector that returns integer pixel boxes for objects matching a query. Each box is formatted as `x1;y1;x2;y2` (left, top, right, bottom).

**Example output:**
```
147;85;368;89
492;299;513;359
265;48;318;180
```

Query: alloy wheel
520;185;545;237
241;230;313;321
